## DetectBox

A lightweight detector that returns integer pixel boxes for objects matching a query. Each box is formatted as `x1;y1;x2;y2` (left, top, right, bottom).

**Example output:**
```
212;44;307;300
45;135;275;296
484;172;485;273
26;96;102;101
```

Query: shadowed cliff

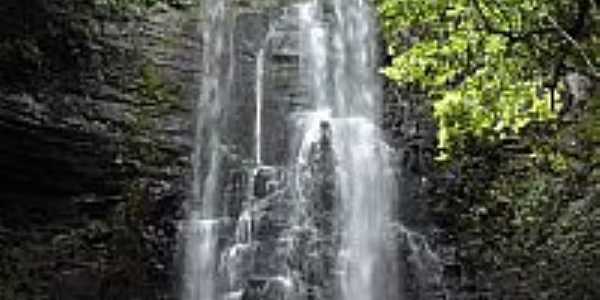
0;1;197;298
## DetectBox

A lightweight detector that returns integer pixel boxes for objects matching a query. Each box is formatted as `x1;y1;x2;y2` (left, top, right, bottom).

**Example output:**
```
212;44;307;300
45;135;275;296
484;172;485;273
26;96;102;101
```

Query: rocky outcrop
0;1;199;299
382;72;499;300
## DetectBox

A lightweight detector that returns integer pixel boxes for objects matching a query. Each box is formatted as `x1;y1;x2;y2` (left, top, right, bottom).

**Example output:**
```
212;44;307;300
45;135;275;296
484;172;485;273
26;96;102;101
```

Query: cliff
0;1;198;298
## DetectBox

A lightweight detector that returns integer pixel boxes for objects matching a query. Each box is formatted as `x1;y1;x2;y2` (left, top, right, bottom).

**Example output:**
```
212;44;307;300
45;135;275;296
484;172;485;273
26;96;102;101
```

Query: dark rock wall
228;12;268;161
0;1;199;299
262;7;304;166
226;4;305;167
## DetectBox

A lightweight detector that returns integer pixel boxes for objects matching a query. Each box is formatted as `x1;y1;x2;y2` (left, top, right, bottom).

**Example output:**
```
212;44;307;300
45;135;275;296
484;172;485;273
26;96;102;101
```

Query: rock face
0;1;199;299
226;3;306;166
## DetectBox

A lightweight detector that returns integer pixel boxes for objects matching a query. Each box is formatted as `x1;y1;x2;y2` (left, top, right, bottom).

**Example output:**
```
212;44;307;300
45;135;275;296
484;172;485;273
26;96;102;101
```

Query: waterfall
256;49;265;165
182;0;232;299
182;1;442;299
297;1;400;299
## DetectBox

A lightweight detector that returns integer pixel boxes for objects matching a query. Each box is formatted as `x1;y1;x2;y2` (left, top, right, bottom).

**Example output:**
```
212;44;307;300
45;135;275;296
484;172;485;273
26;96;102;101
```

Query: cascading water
182;0;232;299
297;1;401;299
182;0;442;299
256;49;265;165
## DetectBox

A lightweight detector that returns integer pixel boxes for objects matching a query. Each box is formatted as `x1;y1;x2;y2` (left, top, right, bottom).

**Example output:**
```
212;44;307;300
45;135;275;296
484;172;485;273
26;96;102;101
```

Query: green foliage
377;0;599;158
138;63;182;106
430;85;600;297
379;1;600;296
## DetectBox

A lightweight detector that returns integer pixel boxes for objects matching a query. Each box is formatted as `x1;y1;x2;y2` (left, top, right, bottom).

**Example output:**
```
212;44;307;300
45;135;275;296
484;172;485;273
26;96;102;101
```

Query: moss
139;63;175;103
138;62;184;111
118;58;183;235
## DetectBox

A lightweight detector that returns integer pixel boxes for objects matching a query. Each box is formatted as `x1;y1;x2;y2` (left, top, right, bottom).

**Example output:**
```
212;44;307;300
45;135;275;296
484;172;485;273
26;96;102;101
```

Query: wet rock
0;2;198;299
52;268;102;300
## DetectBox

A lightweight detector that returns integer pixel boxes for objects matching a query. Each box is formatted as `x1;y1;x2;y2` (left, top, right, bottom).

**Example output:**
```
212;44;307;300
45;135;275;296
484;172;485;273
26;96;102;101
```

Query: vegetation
377;0;600;298
377;0;599;158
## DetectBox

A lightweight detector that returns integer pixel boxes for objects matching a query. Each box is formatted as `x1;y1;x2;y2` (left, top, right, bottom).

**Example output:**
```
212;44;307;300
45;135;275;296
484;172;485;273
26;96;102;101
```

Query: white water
182;1;441;299
297;1;402;299
183;216;219;300
298;2;328;109
182;0;232;299
256;49;265;165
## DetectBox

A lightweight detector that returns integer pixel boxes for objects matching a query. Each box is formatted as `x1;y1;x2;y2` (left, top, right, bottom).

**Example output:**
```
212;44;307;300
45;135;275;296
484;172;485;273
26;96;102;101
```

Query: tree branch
546;15;599;79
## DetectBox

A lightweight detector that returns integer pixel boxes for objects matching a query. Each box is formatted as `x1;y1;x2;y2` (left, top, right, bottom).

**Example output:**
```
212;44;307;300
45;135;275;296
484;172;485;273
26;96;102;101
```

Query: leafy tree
376;0;599;158
377;1;600;298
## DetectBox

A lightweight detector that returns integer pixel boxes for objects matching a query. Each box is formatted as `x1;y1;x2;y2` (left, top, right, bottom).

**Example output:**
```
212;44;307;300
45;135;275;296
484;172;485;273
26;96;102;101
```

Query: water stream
297;1;399;299
181;1;442;299
256;49;265;165
181;0;232;299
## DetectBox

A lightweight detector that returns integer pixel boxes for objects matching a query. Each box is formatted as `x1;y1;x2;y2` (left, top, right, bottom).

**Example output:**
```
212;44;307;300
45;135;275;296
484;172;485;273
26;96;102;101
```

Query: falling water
183;0;442;299
329;1;397;300
182;0;232;299
256;49;265;165
297;1;400;299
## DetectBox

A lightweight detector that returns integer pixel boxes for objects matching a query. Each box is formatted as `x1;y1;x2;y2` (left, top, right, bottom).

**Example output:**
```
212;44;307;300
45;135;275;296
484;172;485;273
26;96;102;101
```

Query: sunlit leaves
380;2;600;296
375;0;570;158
